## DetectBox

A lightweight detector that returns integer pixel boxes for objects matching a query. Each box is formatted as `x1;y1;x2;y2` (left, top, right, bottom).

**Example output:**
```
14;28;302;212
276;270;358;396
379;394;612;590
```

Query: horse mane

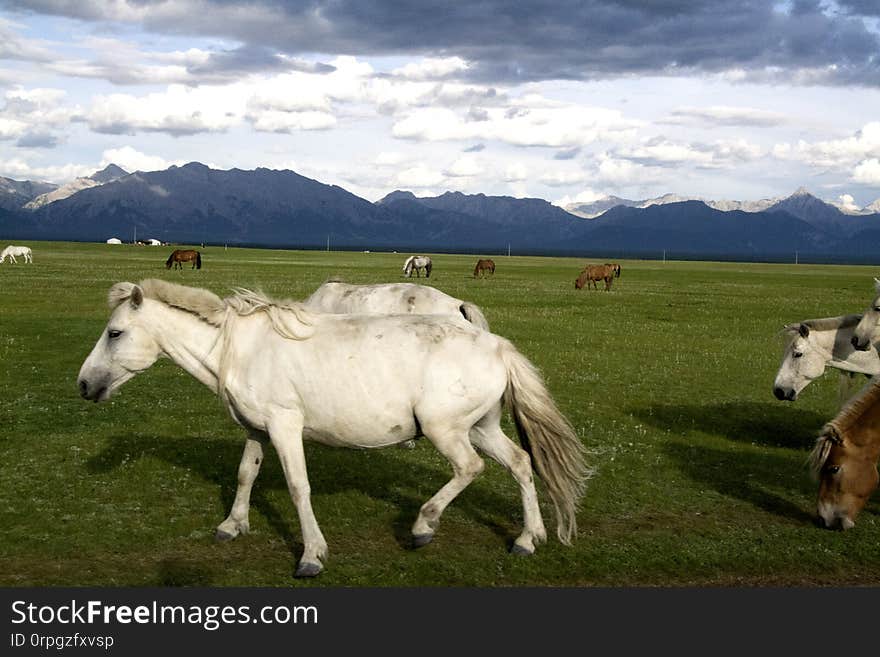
783;314;863;335
109;279;227;325
225;287;315;340
809;377;880;477
108;279;315;339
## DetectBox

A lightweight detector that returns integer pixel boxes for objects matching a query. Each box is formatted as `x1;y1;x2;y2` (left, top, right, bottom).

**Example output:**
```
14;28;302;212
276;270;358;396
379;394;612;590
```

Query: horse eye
827;465;840;475
874;306;880;312
108;329;123;339
793;351;803;358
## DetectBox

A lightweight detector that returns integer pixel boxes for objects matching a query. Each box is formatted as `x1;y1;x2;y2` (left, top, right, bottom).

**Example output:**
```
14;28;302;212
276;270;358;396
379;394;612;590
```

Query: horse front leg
268;412;328;578
216;433;266;541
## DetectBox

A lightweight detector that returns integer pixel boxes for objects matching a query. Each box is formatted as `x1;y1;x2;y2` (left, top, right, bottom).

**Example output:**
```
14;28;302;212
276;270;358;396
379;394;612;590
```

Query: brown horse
810;380;880;530
575;264;615;291
473;259;496;278
605;263;621;279
165;249;202;270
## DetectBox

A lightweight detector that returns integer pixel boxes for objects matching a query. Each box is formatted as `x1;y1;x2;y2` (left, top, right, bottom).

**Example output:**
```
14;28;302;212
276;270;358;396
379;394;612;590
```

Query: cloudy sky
1;1;879;208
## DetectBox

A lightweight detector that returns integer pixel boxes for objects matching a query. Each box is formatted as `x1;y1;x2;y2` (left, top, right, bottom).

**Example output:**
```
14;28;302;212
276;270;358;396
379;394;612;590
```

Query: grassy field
1;241;879;587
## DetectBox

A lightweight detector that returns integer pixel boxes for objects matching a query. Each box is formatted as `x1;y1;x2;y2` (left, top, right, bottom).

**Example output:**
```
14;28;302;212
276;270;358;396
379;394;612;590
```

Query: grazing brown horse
165;249;202;270
809;379;880;531
473;259;496;278
575;264;615;291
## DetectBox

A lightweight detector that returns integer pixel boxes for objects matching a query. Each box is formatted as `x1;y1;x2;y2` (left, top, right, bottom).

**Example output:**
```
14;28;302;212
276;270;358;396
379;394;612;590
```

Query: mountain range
1;161;880;261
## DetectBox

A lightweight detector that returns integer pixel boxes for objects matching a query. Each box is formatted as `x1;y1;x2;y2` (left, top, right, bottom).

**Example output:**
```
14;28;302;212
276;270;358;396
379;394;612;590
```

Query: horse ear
130;285;144;309
799;323;810;338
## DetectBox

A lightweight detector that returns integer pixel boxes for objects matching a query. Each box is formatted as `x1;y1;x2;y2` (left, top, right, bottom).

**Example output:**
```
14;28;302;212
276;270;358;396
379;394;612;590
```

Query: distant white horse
773;315;880;402
0;245;33;264
402;255;432;278
304;279;490;330
78;279;588;578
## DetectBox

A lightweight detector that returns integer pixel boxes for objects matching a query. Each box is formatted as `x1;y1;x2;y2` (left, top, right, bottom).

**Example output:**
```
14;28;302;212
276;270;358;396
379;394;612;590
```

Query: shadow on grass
662;441;816;525
85;433;521;556
631;401;828;449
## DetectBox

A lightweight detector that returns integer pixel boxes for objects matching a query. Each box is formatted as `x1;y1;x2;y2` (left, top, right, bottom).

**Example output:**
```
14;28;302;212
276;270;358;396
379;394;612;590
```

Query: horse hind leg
216;434;266;541
469;409;546;554
412;424;485;547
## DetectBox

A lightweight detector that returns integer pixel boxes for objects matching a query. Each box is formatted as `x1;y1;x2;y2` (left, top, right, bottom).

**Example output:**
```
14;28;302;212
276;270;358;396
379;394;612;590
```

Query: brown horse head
810;392;880;529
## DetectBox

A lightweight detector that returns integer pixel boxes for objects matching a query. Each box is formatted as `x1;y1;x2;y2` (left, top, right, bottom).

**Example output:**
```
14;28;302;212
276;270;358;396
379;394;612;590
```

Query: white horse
402;255;432;278
77;279;588;578
773;315;880;402
852;278;880;352
304;279;490;330
0;245;33;264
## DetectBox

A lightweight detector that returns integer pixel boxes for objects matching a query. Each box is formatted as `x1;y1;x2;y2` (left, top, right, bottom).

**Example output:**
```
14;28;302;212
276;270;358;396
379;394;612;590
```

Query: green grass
2;241;879;586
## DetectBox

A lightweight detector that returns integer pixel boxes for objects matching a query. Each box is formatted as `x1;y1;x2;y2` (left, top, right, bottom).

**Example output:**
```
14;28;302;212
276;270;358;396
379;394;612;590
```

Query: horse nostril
851;336;860;348
78;379;89;399
773;387;785;400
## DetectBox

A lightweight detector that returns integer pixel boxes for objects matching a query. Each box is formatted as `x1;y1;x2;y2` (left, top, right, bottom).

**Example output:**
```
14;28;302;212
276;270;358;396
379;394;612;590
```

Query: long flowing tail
196;252;202;269
459;301;490;330
501;341;589;545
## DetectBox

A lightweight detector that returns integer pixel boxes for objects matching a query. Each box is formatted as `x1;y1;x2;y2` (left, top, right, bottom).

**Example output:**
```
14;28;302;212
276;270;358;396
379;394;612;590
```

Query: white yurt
106;237;122;244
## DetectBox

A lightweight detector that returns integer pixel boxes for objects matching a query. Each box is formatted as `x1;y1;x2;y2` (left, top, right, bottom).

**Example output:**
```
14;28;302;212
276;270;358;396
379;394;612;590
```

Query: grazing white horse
402;255;432;278
0;245;33;264
773;315;880;402
77;279;588;578
304;279;490;330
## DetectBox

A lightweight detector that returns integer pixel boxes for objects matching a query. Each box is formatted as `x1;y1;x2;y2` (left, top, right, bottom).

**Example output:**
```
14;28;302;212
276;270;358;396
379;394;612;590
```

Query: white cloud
553;189;607;207
0;157;92;183
539;169;588;187
853;158;880;185
396;165;445;188
99;146;184;173
837;193;860;212
87;84;245;135
503;162;529;182
392;102;639;149
662;105;787;127
392;57;469;80
774;122;880;169
444;155;483;177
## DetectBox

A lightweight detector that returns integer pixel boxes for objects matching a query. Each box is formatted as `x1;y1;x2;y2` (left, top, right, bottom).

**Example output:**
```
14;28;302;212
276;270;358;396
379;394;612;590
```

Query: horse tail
473;262;480;278
500;341;589;545
165;252;174;268
196;251;202;269
459;301;490;330
425;260;432;278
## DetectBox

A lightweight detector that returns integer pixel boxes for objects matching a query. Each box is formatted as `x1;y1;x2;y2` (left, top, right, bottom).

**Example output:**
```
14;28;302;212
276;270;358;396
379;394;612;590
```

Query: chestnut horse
575;264;616;291
165;249;202;270
473;259;495;278
810;378;880;530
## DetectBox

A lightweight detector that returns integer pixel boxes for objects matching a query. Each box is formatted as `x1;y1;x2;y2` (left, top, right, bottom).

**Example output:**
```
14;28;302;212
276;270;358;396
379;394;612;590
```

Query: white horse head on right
852;278;880;352
773;315;878;402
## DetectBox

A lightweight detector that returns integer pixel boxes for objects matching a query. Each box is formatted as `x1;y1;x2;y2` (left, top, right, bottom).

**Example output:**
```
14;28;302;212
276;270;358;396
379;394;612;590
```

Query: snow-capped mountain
24;164;128;210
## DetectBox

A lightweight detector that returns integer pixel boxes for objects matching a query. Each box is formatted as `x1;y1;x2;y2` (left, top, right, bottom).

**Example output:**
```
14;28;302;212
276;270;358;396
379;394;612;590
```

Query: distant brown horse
473;259;495;278
575;264;615;291
165;249;202;270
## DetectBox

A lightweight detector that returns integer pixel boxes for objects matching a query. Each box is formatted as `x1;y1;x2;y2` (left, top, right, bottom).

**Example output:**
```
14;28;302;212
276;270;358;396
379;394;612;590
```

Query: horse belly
302;406;418;448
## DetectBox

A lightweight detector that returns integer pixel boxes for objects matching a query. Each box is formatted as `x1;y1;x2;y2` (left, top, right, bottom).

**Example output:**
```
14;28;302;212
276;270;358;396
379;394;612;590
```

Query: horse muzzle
773;386;796;401
78;376;109;402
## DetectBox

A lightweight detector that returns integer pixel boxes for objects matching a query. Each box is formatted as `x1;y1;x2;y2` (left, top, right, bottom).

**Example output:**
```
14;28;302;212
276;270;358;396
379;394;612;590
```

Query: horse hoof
412;533;434;548
399;439;416;450
295;562;323;578
214;529;236;542
510;544;533;556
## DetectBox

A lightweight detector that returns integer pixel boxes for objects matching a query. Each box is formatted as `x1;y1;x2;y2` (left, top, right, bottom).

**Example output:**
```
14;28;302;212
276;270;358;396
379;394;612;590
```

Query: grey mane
783;314;863;335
